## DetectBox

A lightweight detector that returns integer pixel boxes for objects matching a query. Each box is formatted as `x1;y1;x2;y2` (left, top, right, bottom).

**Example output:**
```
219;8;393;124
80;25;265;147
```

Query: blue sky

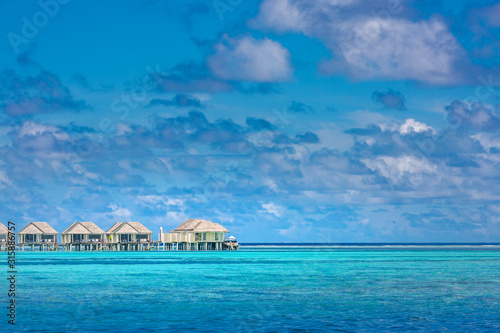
1;0;500;242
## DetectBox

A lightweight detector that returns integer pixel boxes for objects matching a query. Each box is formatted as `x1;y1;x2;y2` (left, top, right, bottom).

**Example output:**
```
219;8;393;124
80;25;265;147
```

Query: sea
3;244;500;332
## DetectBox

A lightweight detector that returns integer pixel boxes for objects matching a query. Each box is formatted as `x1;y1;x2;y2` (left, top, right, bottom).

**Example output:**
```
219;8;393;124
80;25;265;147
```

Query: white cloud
208;35;292;82
327;17;462;84
472;133;500;151
18;121;70;141
136;196;189;225
116;123;133;136
107;204;133;219
263;178;280;192
252;0;463;84
399;118;436;135
137;195;185;209
363;155;437;182
0;170;12;186
249;0;309;33
165;211;189;223
359;218;370;225
262;202;285;217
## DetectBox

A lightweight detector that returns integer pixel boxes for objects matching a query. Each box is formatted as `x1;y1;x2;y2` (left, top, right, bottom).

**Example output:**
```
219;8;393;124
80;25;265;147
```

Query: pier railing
118;239;152;243
19;240;58;245
70;239;103;244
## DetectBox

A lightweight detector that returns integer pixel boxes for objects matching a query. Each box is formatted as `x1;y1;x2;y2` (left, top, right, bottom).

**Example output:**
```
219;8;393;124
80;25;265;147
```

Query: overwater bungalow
0;223;8;250
18;222;59;250
159;219;230;250
106;222;153;244
18;222;58;244
61;222;106;244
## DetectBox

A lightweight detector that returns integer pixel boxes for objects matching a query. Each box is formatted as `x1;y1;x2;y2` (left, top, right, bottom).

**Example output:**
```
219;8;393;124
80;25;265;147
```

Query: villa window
89;234;101;241
136;234;149;242
195;233;201;241
120;234;131;242
26;234;36;243
215;233;219;241
203;233;206;241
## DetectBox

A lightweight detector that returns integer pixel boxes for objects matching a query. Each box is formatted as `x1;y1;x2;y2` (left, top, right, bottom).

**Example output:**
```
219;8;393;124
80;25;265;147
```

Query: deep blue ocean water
3;245;500;332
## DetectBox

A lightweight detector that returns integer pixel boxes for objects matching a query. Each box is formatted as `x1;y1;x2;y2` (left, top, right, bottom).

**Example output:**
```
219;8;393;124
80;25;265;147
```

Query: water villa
0;223;8;250
18;222;59;251
106;222;153;251
9;218;238;251
61;222;106;251
158;218;238;251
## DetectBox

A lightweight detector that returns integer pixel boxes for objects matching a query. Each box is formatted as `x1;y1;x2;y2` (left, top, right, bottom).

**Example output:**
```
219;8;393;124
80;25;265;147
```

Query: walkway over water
9;241;239;251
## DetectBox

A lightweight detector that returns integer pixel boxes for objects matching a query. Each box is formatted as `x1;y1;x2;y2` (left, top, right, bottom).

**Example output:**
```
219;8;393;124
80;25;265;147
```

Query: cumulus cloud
2;106;500;241
0;69;88;116
445;100;500;131
150;60;284;94
208;35;292;82
472;133;500;153
10;120;76;159
112;111;320;155
340;110;500;204
252;0;464;84
398;119;435;135
362;155;437;184
18;121;71;141
372;89;406;110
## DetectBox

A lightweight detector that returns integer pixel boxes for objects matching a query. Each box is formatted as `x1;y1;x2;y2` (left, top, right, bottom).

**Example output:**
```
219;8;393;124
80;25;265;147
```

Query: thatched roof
19;222;58;234
0;223;8;234
171;219;229;233
62;222;105;235
106;222;152;234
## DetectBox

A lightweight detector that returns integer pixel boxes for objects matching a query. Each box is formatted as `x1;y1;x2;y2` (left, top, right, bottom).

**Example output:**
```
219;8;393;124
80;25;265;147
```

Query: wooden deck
7;241;239;251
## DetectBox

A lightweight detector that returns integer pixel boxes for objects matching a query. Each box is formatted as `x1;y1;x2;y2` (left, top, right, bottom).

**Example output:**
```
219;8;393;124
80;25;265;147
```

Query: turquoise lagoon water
3;246;500;332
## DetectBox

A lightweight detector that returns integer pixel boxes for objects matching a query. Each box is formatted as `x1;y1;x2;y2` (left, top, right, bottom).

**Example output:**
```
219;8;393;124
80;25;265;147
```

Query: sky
1;0;500;242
